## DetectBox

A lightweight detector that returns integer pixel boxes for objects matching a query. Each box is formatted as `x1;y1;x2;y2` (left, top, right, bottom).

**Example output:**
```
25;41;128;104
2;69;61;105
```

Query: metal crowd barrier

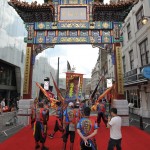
0;111;24;136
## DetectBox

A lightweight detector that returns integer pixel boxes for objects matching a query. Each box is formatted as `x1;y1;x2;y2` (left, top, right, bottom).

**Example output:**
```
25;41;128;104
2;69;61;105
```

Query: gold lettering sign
116;46;124;94
60;37;87;43
23;47;31;94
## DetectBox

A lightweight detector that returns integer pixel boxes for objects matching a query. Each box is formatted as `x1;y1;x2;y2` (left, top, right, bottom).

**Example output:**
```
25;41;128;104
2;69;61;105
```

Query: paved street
0;124;24;143
1;0;150;149
129;113;150;134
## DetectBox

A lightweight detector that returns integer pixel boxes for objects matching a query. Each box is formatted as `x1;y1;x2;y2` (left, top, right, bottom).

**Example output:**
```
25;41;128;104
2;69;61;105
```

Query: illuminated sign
59;6;88;21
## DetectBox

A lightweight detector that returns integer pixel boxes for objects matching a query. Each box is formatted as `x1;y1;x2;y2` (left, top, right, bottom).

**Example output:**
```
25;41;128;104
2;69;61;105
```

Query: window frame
139;38;149;66
129;50;134;70
136;6;144;30
127;23;131;40
122;56;126;74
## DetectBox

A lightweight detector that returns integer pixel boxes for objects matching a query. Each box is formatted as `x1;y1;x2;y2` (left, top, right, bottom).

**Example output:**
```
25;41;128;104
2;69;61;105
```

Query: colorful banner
50;72;64;102
23;47;31;94
116;46;124;94
66;73;83;101
36;82;58;103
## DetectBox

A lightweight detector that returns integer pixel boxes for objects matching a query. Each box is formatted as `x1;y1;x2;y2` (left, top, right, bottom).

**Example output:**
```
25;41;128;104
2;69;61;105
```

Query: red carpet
1;116;150;150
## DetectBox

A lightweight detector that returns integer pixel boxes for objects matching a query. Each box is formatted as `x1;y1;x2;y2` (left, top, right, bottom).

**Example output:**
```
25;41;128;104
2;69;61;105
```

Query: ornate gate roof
93;0;139;22
8;0;54;22
8;0;138;23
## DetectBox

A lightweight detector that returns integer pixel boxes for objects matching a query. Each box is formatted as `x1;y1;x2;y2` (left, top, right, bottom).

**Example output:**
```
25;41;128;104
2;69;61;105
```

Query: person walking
33;102;49;150
107;108;122;150
48;101;64;138
97;102;107;127
77;107;98;150
62;102;77;150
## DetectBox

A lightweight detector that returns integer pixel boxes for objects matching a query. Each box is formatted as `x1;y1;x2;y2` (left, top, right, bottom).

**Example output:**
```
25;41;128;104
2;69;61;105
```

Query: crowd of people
31;98;122;150
0;97;19;113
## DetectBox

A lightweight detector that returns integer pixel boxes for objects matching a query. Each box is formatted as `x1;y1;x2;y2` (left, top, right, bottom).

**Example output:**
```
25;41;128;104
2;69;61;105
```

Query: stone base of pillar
112;99;129;126
18;99;34;126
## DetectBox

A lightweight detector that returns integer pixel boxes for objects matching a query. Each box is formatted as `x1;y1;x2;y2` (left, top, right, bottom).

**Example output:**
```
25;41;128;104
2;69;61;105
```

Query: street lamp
138;84;144;130
141;16;150;25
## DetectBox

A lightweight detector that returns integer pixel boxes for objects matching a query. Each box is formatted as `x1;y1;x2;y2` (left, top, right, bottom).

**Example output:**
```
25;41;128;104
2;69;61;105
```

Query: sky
28;0;110;78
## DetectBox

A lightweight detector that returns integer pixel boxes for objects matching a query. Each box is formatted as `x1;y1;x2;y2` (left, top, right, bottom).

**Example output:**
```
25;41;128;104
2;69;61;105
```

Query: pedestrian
33;102;49;150
97;101;107;127
48;101;64;138
1;98;5;109
77;107;98;150
0;103;2;114
62;102;77;150
107;108;122;150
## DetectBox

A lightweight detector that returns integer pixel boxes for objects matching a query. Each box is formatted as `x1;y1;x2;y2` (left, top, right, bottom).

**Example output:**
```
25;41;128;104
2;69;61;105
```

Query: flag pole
57;57;60;100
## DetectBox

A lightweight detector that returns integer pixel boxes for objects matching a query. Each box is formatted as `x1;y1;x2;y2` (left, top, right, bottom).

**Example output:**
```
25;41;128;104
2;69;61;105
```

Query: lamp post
141;16;150;25
138;84;144;130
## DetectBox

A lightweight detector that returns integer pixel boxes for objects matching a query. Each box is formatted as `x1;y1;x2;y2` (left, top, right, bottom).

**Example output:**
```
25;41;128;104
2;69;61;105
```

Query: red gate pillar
18;43;34;125
113;42;129;126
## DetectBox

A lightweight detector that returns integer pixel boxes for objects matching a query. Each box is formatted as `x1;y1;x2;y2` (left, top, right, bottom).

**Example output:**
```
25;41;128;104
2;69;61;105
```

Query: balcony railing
124;67;148;85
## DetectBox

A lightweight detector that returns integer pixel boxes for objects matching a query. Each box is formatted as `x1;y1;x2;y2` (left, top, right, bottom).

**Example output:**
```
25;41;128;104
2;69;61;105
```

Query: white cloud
37;45;99;78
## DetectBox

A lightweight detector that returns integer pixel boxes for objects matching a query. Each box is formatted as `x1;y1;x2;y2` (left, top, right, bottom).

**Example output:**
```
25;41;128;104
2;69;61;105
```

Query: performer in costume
62;102;77;150
78;101;85;119
48;101;64;138
31;99;38;128
97;101;107;127
33;102;49;150
77;107;98;150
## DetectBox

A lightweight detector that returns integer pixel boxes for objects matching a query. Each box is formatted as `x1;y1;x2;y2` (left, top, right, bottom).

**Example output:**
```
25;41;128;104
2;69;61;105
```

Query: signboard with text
23;47;31;94
66;73;83;101
116;46;124;94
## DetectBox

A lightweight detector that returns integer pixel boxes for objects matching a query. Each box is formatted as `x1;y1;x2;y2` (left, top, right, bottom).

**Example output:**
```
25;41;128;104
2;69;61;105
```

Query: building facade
0;0;26;100
121;0;150;118
91;60;100;92
0;0;57;100
82;78;91;97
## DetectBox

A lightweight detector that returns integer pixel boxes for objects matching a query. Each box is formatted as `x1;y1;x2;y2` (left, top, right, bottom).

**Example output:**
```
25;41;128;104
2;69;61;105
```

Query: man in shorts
62;102;76;150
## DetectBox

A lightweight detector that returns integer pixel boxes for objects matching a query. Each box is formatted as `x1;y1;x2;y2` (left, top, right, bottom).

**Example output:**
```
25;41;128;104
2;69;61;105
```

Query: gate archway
8;0;138;125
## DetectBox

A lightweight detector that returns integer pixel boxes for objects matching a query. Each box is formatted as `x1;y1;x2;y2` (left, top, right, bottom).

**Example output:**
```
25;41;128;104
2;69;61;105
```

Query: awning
97;85;114;102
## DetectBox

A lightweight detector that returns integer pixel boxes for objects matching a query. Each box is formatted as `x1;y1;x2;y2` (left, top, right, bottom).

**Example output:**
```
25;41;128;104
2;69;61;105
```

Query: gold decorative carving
102;22;109;29
60;37;86;43
38;23;44;29
61;23;87;28
38;37;44;43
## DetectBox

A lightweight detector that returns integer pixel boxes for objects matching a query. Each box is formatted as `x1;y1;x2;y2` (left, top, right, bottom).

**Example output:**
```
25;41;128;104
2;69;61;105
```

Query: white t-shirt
109;116;122;140
1;101;5;108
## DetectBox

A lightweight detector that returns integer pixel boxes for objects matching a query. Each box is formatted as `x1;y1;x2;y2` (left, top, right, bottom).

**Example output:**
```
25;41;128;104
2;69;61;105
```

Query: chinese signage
59;6;87;21
116;46;124;94
66;73;83;101
23;47;31;94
